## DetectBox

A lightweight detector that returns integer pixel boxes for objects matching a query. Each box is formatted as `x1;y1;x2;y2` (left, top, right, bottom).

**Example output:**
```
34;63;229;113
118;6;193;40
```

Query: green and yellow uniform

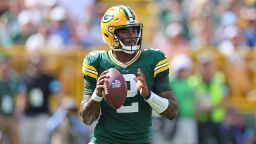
82;49;170;144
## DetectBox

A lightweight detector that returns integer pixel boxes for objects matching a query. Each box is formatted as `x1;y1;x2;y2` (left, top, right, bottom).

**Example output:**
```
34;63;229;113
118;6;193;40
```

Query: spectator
0;54;20;144
76;4;105;49
167;54;197;144
57;0;95;23
76;17;104;48
221;108;247;144
0;0;20;48
47;96;90;144
18;54;61;144
25;24;64;51
0;14;12;47
243;8;256;48
218;25;247;56
12;10;35;45
23;0;43;27
158;0;188;36
190;52;227;144
48;6;74;47
158;23;189;59
218;25;251;98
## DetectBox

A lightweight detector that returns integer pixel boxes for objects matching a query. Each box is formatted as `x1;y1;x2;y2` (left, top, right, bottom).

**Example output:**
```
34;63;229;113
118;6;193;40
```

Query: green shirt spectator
170;77;195;118
0;54;21;144
0;54;20;117
189;71;226;123
166;54;198;144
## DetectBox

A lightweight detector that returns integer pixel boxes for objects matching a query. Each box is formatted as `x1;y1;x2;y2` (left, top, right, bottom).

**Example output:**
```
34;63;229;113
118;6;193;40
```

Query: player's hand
133;68;150;97
96;71;109;97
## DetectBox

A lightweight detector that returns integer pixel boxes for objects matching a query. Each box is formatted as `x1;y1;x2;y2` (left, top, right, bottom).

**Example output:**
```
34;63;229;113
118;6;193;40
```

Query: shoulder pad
82;51;105;80
143;49;169;78
84;51;104;63
143;48;166;60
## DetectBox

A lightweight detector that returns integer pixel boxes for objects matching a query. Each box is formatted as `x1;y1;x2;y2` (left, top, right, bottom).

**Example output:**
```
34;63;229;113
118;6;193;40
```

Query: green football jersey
82;49;170;144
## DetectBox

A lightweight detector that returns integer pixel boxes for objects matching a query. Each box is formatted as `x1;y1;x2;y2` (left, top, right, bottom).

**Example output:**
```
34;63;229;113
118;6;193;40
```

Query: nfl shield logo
111;80;121;88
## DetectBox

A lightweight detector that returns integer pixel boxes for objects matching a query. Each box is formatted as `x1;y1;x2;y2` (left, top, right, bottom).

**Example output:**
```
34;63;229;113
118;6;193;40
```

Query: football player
80;5;177;144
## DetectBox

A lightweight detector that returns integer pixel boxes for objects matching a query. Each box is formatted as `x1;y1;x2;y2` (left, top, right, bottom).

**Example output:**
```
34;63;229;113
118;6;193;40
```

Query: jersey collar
108;50;142;68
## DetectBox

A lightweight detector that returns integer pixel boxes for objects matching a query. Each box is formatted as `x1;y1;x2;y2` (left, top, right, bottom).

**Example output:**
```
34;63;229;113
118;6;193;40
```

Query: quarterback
80;5;177;144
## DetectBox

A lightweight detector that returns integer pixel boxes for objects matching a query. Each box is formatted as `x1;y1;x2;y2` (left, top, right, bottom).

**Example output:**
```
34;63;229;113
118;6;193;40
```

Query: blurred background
0;0;256;144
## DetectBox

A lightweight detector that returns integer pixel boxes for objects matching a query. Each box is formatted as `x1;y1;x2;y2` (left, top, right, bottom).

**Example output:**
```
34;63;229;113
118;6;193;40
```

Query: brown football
104;68;127;109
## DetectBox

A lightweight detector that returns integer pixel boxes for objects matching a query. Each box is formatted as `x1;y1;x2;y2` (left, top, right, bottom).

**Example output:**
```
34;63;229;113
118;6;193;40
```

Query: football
104;68;127;109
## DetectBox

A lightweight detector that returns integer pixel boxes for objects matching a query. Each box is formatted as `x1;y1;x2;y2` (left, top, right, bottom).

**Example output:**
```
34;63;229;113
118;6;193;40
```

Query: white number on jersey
117;74;138;113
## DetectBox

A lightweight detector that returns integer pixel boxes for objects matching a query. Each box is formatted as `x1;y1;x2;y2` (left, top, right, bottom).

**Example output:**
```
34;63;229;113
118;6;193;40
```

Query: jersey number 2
117;74;138;113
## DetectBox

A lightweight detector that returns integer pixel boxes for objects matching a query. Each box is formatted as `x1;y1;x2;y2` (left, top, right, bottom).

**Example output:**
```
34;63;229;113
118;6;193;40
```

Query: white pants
19;114;50;144
171;118;198;144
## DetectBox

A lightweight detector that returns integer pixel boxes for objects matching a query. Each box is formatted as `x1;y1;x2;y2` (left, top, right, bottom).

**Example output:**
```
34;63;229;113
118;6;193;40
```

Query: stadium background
0;0;256;143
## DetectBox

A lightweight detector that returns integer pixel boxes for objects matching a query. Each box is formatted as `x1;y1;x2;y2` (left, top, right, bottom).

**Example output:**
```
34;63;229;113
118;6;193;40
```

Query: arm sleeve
83;78;96;96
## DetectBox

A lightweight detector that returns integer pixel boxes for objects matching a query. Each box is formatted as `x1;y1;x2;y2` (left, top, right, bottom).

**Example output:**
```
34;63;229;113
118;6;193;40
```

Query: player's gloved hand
133;68;150;97
96;70;109;97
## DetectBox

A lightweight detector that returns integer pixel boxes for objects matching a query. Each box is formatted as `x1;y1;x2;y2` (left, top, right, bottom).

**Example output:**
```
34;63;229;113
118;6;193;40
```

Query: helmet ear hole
104;34;109;37
114;18;119;21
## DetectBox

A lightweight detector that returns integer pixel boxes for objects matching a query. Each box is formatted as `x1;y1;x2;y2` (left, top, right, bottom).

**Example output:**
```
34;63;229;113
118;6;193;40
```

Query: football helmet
101;5;143;54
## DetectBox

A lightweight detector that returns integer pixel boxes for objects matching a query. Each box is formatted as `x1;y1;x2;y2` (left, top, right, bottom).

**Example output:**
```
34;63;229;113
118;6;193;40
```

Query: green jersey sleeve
82;51;101;95
150;49;171;93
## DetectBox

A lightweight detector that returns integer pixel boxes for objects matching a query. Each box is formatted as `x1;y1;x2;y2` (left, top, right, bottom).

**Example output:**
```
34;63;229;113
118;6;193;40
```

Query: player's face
116;26;139;46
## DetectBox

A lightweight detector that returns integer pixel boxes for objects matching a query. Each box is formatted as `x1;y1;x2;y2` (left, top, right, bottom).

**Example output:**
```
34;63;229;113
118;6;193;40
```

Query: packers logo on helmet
101;5;143;54
102;14;113;23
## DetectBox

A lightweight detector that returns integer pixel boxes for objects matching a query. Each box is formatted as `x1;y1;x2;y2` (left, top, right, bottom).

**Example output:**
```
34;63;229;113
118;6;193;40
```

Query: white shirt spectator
25;33;64;51
58;0;95;22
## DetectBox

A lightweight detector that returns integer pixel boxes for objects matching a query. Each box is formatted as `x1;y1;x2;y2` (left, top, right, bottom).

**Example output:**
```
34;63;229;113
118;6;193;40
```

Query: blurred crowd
155;53;256;144
0;0;105;51
154;0;256;56
153;1;256;143
0;0;256;144
0;0;255;52
0;53;90;144
153;0;256;104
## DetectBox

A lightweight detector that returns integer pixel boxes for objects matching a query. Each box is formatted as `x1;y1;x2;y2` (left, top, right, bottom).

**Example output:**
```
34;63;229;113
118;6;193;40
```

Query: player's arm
80;71;109;125
133;68;177;120
79;52;109;125
157;90;177;120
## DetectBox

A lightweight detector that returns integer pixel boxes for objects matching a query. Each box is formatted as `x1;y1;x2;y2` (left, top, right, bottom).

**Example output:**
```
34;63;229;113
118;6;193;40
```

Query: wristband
145;91;169;114
144;90;152;100
91;91;103;102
